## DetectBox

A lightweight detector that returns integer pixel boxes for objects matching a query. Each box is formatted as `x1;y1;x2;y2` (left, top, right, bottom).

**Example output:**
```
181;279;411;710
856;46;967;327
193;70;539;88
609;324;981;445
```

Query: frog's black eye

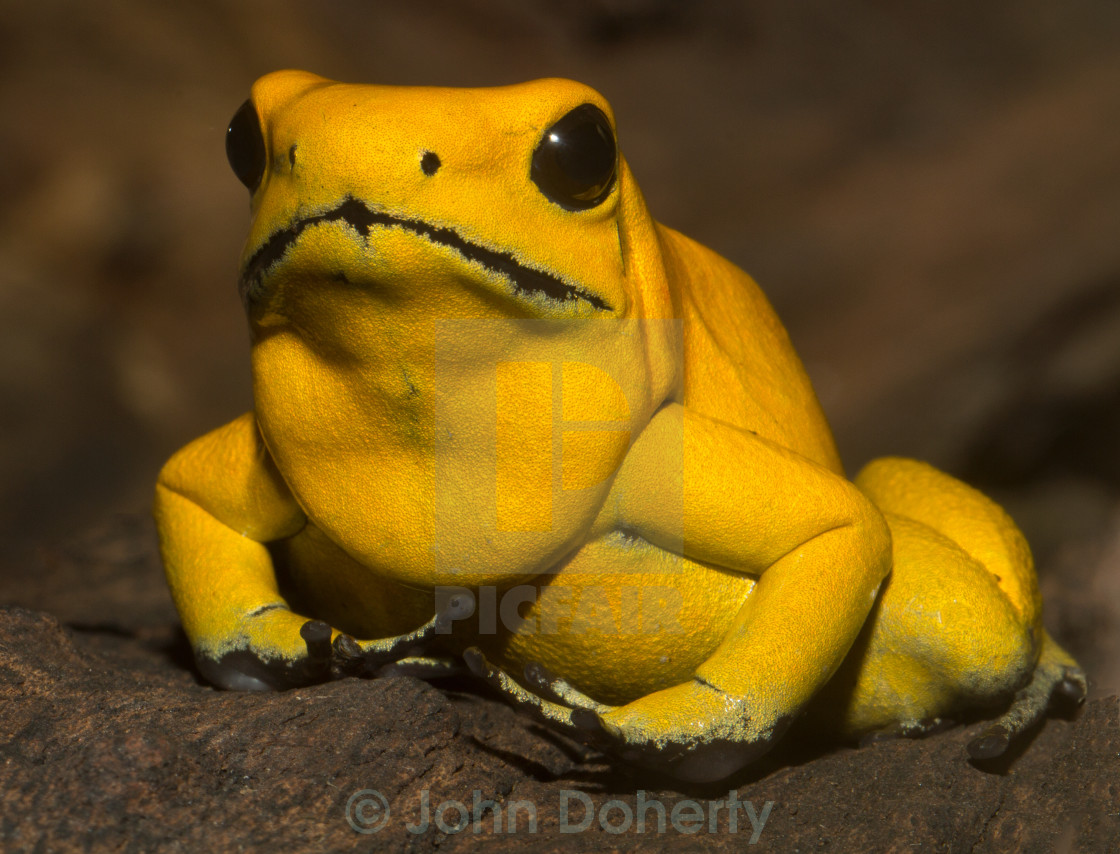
531;104;617;211
227;100;266;194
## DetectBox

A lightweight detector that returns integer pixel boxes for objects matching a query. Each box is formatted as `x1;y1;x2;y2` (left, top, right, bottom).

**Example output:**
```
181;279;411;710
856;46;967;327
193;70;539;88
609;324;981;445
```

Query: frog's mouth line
239;196;612;312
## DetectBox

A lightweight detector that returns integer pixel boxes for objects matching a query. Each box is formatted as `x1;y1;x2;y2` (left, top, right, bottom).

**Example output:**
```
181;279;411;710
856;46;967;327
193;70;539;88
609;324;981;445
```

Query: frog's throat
238;195;613;313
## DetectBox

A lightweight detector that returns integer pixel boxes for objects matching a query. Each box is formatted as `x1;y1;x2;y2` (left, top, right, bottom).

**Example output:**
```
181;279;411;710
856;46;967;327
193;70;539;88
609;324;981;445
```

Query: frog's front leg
154;413;465;690
477;404;892;782
603;406;892;779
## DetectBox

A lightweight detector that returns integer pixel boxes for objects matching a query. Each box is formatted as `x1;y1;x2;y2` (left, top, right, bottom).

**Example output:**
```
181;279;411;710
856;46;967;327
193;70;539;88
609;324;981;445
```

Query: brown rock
0;521;1116;851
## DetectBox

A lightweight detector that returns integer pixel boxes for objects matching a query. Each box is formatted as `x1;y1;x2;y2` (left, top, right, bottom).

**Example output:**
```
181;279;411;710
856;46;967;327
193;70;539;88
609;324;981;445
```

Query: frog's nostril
227;100;267;193
420;151;441;176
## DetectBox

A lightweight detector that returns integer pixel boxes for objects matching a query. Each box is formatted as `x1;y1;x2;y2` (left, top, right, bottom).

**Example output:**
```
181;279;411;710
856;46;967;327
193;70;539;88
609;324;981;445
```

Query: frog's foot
967;634;1087;760
463;649;780;782
327;590;476;679
196;604;340;691
200;592;476;690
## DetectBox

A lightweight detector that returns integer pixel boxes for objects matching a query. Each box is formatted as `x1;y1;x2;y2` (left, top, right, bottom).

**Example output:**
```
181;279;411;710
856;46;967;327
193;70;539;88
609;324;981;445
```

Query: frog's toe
328;632;369;677
374;655;463;679
1055;668;1088;704
523;661;613;714
434;589;477;634
967;646;1087;761
338;590;478;676
299;619;334;680
464;647;602;740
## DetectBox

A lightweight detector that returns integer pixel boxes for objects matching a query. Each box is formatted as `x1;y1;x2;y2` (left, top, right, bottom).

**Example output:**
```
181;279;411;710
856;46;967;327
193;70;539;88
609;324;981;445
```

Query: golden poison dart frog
154;71;1085;783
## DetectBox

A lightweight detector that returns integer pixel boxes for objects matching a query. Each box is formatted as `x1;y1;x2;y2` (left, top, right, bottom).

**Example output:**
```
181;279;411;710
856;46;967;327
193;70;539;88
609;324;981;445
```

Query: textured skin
155;71;1083;782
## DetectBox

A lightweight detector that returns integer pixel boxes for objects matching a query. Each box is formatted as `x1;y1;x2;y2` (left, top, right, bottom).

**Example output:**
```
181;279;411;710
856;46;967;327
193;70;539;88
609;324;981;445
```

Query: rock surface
1;518;1117;851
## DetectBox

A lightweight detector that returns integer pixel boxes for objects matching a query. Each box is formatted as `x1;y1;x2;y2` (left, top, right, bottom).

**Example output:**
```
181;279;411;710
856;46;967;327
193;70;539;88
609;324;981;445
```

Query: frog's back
657;225;843;474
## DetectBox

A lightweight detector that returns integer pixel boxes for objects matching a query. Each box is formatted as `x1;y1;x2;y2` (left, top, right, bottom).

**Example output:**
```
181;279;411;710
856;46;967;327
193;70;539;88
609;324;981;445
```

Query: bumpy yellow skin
155;71;1083;783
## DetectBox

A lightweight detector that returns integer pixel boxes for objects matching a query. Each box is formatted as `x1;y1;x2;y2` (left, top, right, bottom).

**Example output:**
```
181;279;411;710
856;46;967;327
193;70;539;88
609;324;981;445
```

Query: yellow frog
154;71;1085;783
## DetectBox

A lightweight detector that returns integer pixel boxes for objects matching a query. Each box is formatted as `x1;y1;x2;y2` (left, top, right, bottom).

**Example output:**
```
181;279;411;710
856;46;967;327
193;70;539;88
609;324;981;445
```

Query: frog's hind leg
967;631;1086;758
856;456;1041;628
833;457;1085;753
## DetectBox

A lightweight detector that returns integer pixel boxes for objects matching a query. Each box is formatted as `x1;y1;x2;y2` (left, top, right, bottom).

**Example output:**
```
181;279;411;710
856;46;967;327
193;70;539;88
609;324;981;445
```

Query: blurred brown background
1;2;1118;691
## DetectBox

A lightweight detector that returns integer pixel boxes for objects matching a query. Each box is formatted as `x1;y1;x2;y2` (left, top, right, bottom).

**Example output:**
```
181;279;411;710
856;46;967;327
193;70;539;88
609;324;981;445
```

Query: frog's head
226;71;670;344
224;74;682;587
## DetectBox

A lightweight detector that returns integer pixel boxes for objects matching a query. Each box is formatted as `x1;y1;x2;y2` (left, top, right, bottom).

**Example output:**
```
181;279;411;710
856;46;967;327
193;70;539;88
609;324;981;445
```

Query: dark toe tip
571;708;602;732
300;621;334;665
462;647;486;676
300;620;332;644
435;591;476;634
1057;675;1087;703
331;633;363;661
967;725;1010;760
444;591;476;619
